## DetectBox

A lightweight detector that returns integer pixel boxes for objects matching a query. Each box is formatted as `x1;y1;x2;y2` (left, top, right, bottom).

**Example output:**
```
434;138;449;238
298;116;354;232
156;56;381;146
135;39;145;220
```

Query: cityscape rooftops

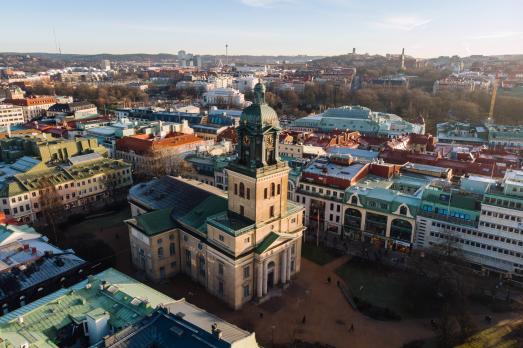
0;268;258;347
301;155;369;189
101;302;258;348
0;225;86;303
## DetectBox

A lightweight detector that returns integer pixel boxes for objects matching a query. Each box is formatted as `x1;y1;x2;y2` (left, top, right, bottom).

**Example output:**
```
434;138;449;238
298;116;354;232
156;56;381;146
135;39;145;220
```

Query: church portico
255;236;299;299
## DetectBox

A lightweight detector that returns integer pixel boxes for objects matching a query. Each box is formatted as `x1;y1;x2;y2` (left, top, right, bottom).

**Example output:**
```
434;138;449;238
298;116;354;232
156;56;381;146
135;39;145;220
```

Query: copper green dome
240;82;280;128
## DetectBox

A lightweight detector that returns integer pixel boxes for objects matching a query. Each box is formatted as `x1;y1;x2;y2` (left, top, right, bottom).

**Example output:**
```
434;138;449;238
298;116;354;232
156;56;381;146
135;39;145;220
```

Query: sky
1;0;522;58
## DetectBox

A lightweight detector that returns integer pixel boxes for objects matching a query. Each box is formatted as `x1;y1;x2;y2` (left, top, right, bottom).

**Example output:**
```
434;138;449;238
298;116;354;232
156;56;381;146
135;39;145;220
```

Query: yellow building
126;83;305;309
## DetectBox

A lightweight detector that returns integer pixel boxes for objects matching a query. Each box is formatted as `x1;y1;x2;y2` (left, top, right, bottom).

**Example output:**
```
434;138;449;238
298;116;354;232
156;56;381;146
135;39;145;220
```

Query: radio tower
225;44;229;66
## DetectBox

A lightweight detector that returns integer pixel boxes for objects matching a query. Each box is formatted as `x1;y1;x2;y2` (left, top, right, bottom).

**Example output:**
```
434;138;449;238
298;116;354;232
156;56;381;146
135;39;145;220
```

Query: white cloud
240;0;293;7
376;15;432;31
468;31;523;40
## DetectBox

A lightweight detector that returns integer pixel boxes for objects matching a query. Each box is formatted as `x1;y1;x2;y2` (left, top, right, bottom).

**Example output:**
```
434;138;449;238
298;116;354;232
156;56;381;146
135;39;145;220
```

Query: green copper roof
0;268;174;348
135;208;176;236
178;195;228;234
255;232;280;254
240;83;280;128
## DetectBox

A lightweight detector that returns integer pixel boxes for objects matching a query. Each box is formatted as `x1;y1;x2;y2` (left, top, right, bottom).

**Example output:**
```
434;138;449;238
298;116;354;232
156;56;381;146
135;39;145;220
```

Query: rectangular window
234;183;238;195
270;206;274;218
243;284;250;298
218;262;224;275
246;188;250;199
158;247;163;258
185;250;191;269
243;265;250;279
218;280;224;296
264;188;268;199
240;205;245;216
170;243;176;256
219;234;224;242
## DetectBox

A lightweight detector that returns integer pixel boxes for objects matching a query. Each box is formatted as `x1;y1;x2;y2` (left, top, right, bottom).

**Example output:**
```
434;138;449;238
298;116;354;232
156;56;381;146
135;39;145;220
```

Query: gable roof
255;232;280;254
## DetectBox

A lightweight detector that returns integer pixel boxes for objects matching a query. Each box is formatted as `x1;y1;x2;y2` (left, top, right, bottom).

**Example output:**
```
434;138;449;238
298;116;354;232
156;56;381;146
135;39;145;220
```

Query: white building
233;76;258;93
417;171;523;278
477;170;523;276
0;104;24;128
202;88;248;108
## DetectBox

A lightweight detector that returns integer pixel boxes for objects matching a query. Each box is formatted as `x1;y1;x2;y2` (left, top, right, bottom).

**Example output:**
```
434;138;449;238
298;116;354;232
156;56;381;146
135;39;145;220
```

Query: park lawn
335;258;410;318
301;243;339;265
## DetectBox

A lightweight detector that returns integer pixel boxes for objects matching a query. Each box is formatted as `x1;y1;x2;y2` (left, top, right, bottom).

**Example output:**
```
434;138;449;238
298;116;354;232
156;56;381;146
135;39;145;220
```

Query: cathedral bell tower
236;83;280;169
226;83;289;223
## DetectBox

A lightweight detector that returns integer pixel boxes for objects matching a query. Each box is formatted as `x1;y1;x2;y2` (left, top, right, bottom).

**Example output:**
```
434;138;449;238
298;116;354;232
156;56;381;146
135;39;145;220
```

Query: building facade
0;104;24;128
126;83;305;309
5;96;57;121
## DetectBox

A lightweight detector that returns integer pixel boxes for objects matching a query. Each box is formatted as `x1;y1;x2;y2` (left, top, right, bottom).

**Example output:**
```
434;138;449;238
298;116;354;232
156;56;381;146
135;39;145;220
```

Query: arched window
246;188;250;199
277;184;281;195
234;184;238;195
351;195;358;205
239;183;245;198
271;183;275;197
264;188;268;199
399;206;408;215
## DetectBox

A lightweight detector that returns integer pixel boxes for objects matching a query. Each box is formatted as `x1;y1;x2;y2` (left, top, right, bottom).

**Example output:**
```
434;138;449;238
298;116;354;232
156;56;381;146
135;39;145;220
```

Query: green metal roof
240;83;280;128
0;268;174;348
255;232;280;254
178;195;228;234
135;208;176;236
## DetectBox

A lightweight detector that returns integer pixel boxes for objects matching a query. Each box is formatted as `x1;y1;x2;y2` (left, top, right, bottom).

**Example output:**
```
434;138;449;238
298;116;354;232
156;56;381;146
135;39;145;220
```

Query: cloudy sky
1;0;522;58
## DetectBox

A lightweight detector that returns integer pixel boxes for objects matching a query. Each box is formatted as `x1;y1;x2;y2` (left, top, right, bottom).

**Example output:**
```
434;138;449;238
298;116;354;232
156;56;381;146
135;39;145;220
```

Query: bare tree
134;150;196;181
38;178;63;244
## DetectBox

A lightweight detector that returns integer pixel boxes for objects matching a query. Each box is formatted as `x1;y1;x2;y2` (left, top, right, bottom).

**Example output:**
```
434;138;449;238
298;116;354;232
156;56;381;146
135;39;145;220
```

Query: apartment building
0;104;24;128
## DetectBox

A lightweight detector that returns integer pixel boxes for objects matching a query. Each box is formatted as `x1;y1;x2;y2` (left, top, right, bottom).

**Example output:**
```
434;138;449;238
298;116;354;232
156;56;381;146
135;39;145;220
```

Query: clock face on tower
243;136;250;145
265;135;274;147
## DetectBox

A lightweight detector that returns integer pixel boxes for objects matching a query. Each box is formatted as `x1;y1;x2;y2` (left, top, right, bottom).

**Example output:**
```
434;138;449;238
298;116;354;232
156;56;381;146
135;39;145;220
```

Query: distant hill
0;52;324;65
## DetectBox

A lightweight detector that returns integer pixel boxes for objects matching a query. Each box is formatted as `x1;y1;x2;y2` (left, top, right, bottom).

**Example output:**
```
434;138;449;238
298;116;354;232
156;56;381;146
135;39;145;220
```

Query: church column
280;249;287;284
256;261;263;298
287;246;292;281
262;260;268;296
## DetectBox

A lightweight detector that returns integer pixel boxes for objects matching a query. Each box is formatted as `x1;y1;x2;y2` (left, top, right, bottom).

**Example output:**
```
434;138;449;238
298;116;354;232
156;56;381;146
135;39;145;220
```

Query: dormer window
399;206;408;215
351;196;358;205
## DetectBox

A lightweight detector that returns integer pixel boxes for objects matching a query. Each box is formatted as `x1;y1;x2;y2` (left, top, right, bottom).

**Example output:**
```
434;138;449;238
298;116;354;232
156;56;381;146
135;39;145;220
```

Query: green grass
335;258;410;317
301;243;339;265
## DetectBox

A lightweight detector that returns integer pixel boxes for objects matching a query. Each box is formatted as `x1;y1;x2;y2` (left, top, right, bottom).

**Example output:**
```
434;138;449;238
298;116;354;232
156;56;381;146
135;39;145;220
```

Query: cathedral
127;83;305;309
